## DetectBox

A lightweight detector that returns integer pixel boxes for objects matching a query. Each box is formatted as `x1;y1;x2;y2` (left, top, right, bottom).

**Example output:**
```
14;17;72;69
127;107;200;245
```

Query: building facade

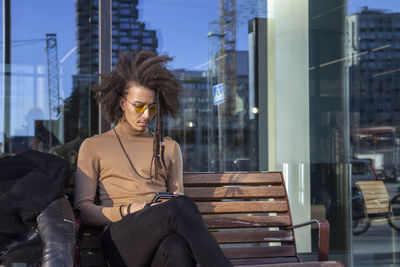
349;7;400;169
76;0;158;75
169;51;256;172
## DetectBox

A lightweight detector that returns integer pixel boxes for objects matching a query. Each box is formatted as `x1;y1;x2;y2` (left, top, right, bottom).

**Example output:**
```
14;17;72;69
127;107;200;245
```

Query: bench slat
230;257;299;265
363;192;388;198
365;207;390;214
223;245;296;259
79;231;295;249
213;230;294;244
362;194;389;200
360;188;387;193
358;182;387;191
80;250;105;266
234;261;344;267
358;184;385;189
204;216;292;228
185;186;286;200
364;198;389;205
358;181;386;185
83;226;104;234
365;205;389;211
197;201;288;214
80;235;102;249
365;207;389;213
184;172;283;186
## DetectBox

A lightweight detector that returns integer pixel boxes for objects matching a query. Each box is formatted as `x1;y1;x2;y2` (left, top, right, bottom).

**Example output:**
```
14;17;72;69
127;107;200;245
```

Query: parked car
350;159;378;188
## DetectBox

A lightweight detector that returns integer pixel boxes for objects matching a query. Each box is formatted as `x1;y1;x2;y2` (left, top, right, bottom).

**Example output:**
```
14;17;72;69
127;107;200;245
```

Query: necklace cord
114;128;153;181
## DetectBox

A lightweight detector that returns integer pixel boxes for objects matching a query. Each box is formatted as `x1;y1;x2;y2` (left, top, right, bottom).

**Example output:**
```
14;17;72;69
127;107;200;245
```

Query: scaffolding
207;0;266;171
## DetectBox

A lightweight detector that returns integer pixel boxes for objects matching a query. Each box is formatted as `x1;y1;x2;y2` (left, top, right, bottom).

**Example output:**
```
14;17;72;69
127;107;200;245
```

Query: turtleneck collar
114;120;153;138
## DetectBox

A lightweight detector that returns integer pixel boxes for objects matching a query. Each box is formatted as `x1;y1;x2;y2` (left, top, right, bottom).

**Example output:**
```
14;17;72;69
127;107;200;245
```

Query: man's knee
169;195;199;215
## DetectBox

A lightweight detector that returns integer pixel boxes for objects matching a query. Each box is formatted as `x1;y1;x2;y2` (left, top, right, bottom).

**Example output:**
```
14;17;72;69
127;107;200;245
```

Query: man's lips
138;121;149;126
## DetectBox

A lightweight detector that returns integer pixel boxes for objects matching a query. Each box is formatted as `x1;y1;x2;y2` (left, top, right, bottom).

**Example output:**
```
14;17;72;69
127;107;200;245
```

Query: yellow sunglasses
124;98;156;115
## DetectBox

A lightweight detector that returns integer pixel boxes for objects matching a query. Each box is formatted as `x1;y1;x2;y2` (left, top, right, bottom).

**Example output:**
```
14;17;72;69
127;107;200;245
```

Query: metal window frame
2;0;11;152
98;0;112;133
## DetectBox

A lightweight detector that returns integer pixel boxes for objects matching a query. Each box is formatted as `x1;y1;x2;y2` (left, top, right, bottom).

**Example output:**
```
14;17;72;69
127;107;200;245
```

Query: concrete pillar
267;0;311;253
267;0;352;264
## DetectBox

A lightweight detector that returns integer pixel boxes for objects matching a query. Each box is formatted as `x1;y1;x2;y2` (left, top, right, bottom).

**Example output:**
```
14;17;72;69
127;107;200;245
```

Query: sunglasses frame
123;97;156;115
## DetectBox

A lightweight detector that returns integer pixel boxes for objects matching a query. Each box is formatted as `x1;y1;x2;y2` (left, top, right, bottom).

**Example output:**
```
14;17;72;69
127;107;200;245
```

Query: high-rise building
76;0;158;75
348;7;400;167
169;69;210;171
349;7;400;128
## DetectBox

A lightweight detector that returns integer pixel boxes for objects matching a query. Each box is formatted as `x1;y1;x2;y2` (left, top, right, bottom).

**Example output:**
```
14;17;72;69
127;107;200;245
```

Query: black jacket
0;150;72;263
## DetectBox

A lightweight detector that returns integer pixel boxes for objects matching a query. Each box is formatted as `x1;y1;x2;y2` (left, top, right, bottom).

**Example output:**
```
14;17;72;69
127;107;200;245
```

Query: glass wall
269;0;400;266
2;0;400;266
1;0;97;168
110;0;266;173
347;1;400;266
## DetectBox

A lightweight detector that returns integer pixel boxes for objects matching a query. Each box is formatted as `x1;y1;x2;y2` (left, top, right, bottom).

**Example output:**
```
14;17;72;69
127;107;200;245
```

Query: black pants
102;195;232;267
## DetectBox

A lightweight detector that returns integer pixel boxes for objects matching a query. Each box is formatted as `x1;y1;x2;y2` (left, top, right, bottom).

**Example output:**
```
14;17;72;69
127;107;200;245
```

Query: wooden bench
78;172;344;266
358;180;389;215
353;180;400;234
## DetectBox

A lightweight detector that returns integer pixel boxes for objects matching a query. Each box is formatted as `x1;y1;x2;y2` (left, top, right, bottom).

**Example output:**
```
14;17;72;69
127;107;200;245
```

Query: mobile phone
150;192;175;204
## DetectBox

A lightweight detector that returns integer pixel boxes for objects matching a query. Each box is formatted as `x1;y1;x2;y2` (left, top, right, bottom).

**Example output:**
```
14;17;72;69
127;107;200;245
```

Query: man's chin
135;125;147;132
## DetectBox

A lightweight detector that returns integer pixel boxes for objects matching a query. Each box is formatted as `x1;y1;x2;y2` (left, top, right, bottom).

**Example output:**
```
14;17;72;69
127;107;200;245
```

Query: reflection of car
350;159;378;188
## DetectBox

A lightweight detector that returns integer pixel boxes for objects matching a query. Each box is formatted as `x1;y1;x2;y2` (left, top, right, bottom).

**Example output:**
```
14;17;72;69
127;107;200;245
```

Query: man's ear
119;97;125;111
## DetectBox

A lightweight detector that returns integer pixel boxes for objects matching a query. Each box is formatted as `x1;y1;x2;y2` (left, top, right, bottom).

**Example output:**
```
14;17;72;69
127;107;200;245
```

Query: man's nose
141;108;151;119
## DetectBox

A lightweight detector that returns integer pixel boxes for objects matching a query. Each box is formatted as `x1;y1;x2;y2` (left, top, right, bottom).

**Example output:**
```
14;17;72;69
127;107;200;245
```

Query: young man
74;51;232;267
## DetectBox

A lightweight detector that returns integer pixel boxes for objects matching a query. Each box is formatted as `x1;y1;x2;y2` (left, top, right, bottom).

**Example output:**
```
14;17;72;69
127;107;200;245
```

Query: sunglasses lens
148;105;156;115
135;104;146;114
134;103;156;115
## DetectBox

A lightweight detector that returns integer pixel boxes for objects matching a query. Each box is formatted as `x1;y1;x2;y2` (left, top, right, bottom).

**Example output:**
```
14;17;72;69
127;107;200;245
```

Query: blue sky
0;0;400;144
139;0;400;70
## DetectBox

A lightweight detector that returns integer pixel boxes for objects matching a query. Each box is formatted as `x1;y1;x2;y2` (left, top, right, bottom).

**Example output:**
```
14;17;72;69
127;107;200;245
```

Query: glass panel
3;0;396;265
134;0;266;172
0;0;97;169
269;0;400;266
347;1;400;266
109;0;267;172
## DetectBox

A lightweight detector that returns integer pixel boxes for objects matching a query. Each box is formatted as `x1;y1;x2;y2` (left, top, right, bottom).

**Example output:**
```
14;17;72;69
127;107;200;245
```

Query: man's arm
74;138;124;225
166;141;184;194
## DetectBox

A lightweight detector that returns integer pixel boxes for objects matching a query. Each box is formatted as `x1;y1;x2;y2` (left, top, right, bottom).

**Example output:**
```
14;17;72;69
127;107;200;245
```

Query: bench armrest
287;219;330;261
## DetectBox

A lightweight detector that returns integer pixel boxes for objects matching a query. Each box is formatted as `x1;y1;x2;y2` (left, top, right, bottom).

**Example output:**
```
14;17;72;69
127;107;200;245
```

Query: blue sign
213;83;225;105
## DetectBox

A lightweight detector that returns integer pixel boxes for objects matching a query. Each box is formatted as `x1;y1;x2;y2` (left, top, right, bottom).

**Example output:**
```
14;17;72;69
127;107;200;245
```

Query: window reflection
348;3;400;267
3;0;400;265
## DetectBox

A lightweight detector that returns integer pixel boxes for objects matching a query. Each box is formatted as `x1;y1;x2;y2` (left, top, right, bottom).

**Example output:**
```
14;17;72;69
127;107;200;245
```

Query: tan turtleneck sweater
74;121;183;226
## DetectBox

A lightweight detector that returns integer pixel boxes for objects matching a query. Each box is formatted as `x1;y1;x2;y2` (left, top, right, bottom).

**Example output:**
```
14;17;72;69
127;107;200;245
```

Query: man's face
120;83;156;132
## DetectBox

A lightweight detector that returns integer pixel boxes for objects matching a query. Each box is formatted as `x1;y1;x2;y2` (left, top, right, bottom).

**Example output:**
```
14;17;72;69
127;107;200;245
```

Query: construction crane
208;0;266;82
45;33;62;148
46;33;60;121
